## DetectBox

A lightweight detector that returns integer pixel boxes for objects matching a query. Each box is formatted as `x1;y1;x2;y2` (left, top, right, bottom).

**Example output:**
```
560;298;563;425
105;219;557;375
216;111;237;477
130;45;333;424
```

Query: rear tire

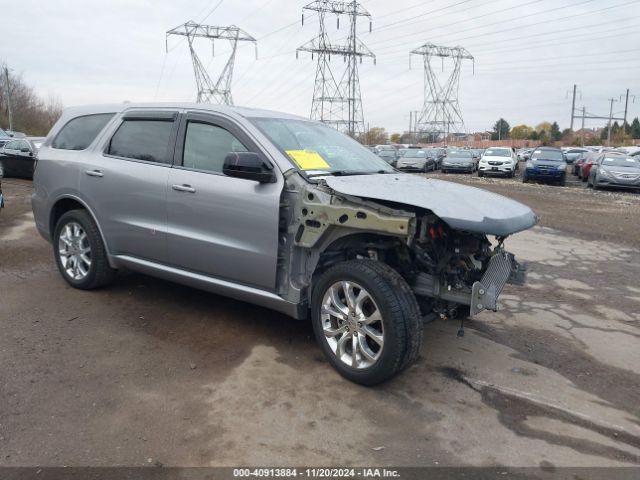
53;209;116;290
311;259;423;386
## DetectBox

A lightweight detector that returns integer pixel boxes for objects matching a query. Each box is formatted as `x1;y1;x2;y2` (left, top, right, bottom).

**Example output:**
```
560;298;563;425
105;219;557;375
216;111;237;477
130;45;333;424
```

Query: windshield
0;128;9;138
378;151;396;158
531;149;564;162
484;149;511;157
403;150;426;158
250;118;394;175
448;151;473;158
602;156;639;167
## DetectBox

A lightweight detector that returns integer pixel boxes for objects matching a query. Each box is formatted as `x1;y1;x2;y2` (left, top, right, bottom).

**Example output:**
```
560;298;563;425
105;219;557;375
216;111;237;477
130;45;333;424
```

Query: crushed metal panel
324;173;538;236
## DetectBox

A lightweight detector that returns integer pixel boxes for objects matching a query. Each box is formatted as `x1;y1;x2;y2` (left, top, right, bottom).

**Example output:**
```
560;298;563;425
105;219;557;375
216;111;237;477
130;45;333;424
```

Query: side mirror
222;152;275;183
20;147;30;153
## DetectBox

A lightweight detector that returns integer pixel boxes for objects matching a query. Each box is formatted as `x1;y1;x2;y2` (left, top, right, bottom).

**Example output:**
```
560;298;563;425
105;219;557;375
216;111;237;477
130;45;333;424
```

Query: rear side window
52;113;115;150
107;120;174;164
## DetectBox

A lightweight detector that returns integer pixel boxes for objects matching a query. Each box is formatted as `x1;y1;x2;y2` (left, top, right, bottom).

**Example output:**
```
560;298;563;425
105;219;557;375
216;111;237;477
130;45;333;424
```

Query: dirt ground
1;174;639;469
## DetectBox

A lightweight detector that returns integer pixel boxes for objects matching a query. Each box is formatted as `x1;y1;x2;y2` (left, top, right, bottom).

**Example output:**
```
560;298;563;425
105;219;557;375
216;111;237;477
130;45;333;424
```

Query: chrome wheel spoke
343;281;357;310
324;324;348;338
351;333;358;367
362;326;384;347
321;304;346;321
329;285;349;316
336;332;350;360
358;334;376;363
363;307;382;325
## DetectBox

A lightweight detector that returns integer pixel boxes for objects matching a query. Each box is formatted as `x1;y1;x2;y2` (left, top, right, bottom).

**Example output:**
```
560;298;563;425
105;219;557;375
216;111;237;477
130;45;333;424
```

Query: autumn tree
362;127;388;145
390;132;401;144
510;124;532;139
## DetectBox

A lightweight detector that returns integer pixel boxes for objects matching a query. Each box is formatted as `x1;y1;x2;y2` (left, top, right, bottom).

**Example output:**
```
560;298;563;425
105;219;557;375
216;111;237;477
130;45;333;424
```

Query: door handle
85;169;104;178
172;184;196;193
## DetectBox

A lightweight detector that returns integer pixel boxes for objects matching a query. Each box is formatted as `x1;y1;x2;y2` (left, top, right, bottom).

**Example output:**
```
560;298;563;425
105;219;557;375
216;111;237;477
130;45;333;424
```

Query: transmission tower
166;21;257;105
410;43;474;142
297;1;375;137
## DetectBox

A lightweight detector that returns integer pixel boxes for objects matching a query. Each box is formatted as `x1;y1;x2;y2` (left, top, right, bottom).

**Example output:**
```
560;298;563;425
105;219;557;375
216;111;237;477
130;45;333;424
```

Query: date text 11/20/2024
233;468;401;478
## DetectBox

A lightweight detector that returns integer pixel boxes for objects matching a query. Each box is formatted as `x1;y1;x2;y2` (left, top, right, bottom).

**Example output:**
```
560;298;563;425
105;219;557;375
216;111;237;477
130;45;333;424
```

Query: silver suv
32;103;537;385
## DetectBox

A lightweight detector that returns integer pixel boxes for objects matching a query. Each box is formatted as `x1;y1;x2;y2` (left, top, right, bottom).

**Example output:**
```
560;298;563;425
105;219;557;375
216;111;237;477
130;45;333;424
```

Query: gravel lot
1;175;639;468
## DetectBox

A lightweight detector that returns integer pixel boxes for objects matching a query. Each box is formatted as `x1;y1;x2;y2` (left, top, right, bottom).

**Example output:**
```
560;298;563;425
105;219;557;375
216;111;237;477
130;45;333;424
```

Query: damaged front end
410;214;527;319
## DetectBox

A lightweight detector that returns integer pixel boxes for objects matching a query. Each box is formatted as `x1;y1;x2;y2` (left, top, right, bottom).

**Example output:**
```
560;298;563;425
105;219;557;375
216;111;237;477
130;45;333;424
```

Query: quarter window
52;113;115;150
108;120;174;164
182;121;248;174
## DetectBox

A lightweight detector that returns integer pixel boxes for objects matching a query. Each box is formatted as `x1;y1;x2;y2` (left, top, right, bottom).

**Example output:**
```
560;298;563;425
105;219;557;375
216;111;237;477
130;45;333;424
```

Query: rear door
80;110;179;263
166;111;282;290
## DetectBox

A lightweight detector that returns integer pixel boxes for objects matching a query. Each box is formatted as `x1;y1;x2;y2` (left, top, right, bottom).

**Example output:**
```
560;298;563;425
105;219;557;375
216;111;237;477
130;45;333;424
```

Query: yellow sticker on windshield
286;150;330;170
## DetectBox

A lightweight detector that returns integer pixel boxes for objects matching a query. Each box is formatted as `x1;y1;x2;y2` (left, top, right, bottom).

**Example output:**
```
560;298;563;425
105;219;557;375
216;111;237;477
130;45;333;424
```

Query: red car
579;152;602;181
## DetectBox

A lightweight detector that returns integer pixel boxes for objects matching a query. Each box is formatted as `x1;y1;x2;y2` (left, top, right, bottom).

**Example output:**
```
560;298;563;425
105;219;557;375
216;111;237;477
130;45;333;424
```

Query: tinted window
108;120;174;163
52;113;115;150
484;149;510;157
183;122;248;173
4;140;20;150
531;149;564;161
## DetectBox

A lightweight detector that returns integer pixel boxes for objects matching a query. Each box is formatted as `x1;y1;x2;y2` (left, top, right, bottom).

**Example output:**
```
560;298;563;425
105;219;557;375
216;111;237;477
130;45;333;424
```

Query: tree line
492;117;640;145
1;62;63;136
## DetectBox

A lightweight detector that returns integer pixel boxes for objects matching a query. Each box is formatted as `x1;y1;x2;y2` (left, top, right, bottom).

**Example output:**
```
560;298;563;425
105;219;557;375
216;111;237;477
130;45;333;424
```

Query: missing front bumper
413;249;527;317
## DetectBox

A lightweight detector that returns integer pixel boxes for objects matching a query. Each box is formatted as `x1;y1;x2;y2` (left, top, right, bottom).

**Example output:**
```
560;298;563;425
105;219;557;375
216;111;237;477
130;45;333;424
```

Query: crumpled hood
324;174;538;236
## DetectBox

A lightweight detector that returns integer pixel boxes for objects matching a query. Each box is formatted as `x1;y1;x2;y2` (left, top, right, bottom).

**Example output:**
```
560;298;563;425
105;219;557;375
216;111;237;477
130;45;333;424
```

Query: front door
166;112;282;291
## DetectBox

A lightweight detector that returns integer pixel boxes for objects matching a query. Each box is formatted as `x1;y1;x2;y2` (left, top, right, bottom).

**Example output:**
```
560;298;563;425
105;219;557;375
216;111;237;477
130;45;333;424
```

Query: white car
478;147;518;178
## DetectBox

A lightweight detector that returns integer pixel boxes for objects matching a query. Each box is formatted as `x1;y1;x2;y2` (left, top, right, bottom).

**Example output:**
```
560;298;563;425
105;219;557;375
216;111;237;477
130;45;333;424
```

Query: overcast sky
2;0;639;133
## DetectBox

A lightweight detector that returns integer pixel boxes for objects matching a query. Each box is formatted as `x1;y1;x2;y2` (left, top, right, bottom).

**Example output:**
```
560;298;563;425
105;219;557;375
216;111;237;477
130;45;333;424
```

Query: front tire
53;209;116;290
311;259;423;386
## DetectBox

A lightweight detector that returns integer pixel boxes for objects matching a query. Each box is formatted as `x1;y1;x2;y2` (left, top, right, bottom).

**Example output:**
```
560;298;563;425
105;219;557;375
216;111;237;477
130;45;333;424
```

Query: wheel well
50;198;86;235
313;233;410;280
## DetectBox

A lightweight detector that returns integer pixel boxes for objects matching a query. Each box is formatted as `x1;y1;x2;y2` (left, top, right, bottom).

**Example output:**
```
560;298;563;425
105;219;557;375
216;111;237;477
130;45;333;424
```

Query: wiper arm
306;169;391;178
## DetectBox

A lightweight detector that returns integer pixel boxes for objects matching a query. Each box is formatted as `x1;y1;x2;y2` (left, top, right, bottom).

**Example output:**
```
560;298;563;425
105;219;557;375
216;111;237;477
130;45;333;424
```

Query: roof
59;102;307;122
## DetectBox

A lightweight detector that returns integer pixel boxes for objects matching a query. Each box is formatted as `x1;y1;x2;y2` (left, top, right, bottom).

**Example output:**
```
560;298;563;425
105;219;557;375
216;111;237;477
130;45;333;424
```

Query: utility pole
410;43;474;143
4;65;13;131
607;98;617;147
569;84;577;130
166;21;257;105
580;106;585;146
297;0;375;137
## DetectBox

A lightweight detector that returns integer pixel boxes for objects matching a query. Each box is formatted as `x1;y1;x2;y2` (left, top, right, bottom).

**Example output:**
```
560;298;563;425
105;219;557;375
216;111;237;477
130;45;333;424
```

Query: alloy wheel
58;221;92;280
320;281;384;369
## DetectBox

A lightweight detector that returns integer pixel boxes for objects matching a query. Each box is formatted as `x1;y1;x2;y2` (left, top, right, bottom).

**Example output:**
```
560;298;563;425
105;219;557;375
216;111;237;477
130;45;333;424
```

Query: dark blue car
522;147;567;186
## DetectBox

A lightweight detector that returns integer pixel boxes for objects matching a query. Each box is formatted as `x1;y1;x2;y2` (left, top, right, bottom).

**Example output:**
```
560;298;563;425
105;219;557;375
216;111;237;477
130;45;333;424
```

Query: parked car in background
28;137;46;150
441;150;476;173
572;151;590;175
377;149;398;166
563;148;589;164
587;153;640;191
395;149;436;172
0;128;11;149
517;148;532;161
32;102;535;385
397;148;410;158
578;151;601;182
478;147;518;178
523;147;567;185
0;138;38;179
